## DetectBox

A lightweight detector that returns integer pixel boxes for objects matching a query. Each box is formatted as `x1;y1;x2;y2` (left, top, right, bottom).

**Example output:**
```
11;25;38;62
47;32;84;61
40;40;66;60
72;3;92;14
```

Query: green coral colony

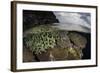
24;25;87;60
24;25;59;54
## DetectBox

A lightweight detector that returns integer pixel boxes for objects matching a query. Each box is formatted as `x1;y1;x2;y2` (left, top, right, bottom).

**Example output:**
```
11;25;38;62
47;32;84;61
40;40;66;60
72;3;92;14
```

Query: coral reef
23;25;87;61
24;25;59;54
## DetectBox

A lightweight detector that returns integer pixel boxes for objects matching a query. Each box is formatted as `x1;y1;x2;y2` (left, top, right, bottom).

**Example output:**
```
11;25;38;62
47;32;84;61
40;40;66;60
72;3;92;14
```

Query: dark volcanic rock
23;10;59;31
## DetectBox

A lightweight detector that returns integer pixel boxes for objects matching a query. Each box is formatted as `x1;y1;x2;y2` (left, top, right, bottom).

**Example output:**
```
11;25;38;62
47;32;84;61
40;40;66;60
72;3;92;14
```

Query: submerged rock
23;46;36;62
68;32;87;48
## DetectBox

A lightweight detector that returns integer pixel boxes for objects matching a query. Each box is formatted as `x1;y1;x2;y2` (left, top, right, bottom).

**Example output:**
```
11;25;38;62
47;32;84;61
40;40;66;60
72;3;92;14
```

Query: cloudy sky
53;11;91;33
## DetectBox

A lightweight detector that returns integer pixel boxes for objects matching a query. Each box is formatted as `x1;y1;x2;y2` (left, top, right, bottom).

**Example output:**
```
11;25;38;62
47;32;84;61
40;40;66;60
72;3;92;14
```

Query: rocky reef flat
23;25;90;62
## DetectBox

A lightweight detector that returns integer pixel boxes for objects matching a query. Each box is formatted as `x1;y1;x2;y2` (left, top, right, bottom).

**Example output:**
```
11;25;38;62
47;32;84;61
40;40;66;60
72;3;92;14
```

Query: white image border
16;3;96;70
